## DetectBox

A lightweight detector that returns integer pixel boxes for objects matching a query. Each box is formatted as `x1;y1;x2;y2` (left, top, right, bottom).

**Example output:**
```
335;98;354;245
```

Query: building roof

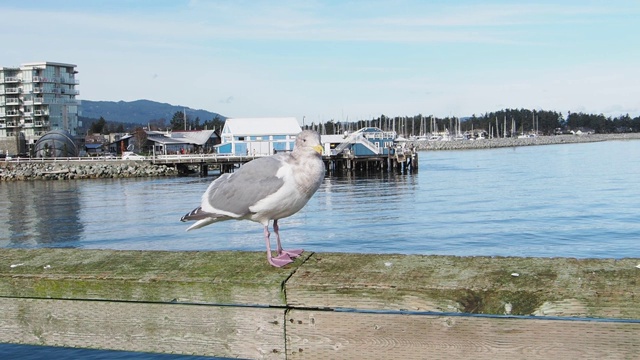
222;117;301;136
145;130;217;146
321;134;348;143
20;61;77;68
171;130;218;145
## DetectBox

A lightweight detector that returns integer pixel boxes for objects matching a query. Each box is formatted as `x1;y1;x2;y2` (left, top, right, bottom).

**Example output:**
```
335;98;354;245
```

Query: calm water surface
2;139;640;358
2;139;640;258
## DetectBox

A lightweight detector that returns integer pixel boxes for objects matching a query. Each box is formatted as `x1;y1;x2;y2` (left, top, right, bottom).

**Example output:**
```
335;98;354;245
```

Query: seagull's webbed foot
278;249;304;258
268;253;293;267
273;219;304;259
265;224;294;267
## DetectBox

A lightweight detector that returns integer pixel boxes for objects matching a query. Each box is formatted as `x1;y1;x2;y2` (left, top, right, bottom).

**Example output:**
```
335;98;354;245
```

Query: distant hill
80;99;225;124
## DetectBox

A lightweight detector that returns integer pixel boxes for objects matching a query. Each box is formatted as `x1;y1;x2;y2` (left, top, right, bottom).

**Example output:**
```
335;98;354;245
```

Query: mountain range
80;99;225;124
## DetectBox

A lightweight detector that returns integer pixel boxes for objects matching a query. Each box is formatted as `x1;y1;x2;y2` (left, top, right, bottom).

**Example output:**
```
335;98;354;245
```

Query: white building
0;61;80;155
217;117;301;156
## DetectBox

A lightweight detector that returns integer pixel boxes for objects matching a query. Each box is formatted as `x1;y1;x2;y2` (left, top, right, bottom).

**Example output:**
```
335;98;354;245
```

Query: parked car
122;151;145;160
98;153;118;159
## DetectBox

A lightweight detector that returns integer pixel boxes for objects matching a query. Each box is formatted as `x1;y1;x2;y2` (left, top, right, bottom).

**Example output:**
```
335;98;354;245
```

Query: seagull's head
296;130;323;155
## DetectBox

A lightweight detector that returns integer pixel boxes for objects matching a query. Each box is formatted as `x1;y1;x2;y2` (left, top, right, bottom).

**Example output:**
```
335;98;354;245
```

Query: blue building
216;117;301;156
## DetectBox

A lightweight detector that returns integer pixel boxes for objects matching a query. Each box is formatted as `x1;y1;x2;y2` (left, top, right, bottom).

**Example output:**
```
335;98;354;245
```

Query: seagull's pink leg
274;220;304;258
264;225;292;267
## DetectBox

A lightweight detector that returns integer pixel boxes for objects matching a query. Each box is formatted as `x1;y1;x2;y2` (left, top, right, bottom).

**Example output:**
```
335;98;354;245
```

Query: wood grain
3;249;640;359
0;248;307;306
286;309;640;359
287;253;640;319
0;297;286;359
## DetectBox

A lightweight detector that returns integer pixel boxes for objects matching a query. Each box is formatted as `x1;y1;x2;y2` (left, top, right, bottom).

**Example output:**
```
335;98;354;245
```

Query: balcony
3;76;21;83
33;87;43;93
60;77;80;85
57;88;80;95
33;110;49;116
5;98;20;105
5;87;21;94
49;98;80;105
33;97;44;104
32;76;53;82
23;122;35;128
5;110;21;117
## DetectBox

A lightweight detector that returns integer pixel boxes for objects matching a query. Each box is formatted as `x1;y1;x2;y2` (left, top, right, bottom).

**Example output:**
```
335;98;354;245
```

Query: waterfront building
216;117;301;156
0;61;80;155
145;129;219;155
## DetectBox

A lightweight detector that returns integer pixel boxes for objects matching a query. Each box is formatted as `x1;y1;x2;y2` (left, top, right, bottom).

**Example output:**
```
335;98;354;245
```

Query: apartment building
0;61;81;155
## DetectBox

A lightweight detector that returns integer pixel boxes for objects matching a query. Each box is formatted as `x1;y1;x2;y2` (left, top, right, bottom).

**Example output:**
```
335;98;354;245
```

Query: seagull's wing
181;155;288;230
204;155;286;216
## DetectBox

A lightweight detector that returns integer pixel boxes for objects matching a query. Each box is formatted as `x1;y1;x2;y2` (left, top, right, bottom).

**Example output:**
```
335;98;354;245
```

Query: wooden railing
1;249;639;359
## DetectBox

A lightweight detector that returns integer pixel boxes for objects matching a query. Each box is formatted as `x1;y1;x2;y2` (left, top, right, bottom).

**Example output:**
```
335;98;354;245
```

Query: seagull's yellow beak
313;144;323;155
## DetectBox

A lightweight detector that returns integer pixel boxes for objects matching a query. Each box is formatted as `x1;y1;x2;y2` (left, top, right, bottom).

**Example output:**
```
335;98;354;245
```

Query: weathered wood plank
287;253;640;319
3;249;640;359
0;297;286;359
0;249;308;305
286;309;640;359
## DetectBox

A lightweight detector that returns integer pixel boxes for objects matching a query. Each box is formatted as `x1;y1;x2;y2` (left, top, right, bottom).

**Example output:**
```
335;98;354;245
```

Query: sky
3;0;639;124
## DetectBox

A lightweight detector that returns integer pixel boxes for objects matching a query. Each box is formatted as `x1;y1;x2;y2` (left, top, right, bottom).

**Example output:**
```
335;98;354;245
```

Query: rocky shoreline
0;161;178;181
410;133;640;151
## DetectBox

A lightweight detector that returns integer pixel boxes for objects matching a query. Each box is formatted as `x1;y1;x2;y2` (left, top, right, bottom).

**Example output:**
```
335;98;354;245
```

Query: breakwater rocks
0;161;178;181
411;133;640;151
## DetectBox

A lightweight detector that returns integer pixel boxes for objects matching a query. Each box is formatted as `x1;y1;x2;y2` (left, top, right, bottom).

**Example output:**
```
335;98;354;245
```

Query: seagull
181;130;326;267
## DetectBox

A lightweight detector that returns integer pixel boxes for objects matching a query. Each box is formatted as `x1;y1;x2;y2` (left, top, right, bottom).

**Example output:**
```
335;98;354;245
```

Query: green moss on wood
3;249;639;319
286;253;640;319
1;249;301;306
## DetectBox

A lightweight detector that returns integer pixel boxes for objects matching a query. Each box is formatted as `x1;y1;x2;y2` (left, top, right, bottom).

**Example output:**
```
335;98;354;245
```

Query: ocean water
2;139;640;358
2;139;639;259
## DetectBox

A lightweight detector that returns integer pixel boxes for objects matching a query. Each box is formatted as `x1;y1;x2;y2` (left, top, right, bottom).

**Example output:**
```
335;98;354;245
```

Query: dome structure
34;130;78;158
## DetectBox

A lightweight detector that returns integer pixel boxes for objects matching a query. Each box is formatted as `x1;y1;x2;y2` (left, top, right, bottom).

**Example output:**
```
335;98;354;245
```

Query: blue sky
3;0;639;123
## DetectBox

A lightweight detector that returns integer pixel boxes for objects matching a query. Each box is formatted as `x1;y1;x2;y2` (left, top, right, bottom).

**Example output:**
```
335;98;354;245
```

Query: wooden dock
151;151;418;176
1;249;638;359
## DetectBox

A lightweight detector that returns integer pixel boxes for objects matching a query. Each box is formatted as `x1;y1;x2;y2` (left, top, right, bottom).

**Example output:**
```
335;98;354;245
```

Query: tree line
302;109;640;136
87;111;225;135
89;108;640;137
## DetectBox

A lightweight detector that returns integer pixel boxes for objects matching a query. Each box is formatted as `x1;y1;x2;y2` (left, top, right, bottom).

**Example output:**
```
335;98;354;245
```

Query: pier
1;249;638;359
151;150;418;176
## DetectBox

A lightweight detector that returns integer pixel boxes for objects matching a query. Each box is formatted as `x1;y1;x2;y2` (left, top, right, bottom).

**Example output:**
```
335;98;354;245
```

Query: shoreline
410;133;640;151
2;133;639;181
0;161;178;181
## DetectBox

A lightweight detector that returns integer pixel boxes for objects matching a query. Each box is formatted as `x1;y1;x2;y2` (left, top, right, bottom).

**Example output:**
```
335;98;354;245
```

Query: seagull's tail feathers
186;218;217;231
181;206;221;231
